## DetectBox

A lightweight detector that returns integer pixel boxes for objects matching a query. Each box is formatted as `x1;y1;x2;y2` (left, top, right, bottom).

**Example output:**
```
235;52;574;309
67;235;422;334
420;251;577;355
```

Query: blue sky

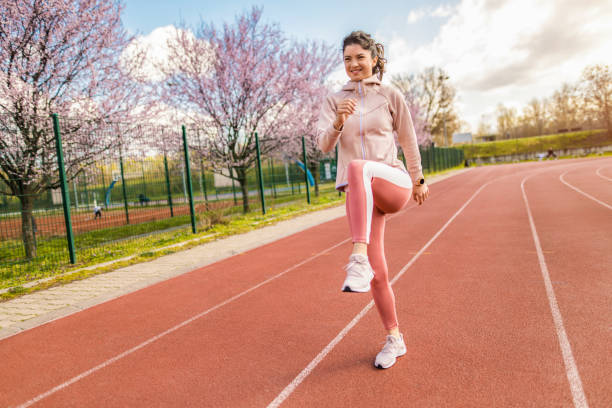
123;0;612;132
123;0;442;46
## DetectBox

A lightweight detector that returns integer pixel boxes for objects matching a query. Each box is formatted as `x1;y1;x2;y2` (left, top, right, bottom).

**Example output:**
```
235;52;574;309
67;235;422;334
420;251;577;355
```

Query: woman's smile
344;43;377;81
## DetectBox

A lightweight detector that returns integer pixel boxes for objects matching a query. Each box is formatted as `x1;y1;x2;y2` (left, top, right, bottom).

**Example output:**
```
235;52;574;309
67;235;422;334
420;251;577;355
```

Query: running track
1;158;610;407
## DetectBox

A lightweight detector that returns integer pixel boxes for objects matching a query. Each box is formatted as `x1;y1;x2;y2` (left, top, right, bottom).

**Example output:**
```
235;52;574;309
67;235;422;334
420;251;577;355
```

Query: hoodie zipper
358;81;366;159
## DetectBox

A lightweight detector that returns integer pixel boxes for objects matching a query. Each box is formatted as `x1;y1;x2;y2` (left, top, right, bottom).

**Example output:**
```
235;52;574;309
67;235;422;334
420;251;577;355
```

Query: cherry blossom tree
0;0;149;258
275;84;335;196
163;7;337;212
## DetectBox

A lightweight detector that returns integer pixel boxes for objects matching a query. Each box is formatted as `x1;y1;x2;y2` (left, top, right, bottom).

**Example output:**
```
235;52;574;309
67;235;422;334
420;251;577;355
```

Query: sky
122;0;612;133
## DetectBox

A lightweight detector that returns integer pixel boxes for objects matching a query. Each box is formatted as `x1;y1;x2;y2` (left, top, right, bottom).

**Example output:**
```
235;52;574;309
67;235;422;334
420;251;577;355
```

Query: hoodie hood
341;75;381;95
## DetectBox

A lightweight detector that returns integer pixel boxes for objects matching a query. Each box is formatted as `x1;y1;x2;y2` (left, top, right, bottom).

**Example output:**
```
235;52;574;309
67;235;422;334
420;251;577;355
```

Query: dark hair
342;30;387;80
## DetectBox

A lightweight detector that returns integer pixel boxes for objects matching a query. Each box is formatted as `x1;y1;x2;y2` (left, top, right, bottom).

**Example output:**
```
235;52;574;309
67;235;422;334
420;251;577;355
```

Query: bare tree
390;74;432;146
496;104;518;139
392;68;459;146
548;83;583;132
581;64;612;132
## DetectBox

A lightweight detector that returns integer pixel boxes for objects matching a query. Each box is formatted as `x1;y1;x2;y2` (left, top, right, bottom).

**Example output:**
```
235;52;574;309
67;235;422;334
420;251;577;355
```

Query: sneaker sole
342;285;370;293
374;349;407;369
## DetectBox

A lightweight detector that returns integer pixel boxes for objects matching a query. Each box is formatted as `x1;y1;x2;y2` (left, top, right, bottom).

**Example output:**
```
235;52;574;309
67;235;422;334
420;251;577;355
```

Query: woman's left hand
413;184;429;205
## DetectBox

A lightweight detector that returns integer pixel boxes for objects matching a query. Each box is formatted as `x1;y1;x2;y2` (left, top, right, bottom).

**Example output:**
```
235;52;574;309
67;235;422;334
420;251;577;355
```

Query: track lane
595;164;612;181
2;159;605;407
0;217;352;407
522;159;612;407
560;158;612;208
3;169;502;406
278;161;593;407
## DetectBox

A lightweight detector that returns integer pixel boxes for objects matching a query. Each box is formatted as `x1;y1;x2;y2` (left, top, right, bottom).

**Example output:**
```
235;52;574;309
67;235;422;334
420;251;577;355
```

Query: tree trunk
20;193;37;259
234;167;249;213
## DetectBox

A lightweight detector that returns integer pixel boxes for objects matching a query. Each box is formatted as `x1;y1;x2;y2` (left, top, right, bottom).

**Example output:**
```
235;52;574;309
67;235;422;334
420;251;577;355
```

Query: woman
317;31;429;369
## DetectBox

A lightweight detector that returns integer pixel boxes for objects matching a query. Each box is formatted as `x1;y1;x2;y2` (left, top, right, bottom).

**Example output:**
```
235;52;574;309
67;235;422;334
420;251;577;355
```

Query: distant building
452;132;472;144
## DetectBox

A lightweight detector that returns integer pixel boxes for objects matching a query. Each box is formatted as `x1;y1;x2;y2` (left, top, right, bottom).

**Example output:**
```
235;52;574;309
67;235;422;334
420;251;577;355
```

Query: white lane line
16;237;354;408
521;175;589;408
15;202;425;407
267;181;491;408
595;165;612;182
560;171;612;210
10;165;541;407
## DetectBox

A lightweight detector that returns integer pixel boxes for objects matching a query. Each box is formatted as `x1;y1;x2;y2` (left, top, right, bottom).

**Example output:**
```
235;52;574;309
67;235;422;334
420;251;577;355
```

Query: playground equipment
104;176;120;206
295;160;315;186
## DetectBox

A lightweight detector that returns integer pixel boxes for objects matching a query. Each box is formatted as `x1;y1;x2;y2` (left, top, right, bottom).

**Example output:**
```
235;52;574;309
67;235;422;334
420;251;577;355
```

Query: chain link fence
1;114;463;284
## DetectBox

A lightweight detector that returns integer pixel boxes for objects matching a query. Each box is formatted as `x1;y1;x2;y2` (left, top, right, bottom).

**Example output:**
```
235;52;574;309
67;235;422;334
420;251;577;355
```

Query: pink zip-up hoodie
316;75;424;191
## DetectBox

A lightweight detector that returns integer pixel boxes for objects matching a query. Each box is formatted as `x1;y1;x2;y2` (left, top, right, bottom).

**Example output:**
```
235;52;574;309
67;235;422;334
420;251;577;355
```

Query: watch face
419;178;425;184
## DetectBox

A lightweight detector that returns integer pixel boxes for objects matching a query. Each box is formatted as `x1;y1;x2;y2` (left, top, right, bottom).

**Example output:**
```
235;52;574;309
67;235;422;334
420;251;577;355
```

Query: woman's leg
346;160;412;245
368;206;398;331
345;160;412;331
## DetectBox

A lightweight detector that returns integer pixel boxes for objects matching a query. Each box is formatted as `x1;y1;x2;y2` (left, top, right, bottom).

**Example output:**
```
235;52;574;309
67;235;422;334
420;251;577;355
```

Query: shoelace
344;257;368;275
380;338;400;354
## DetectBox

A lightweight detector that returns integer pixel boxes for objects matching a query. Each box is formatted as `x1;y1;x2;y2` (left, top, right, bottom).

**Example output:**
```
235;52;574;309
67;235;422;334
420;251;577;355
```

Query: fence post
163;153;174;217
119;151;130;224
182;125;197;233
51;113;76;264
255;132;266;215
302;136;311;204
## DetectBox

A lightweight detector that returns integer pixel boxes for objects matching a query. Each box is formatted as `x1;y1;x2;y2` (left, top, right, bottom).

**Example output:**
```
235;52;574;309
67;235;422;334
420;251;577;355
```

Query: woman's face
343;43;377;82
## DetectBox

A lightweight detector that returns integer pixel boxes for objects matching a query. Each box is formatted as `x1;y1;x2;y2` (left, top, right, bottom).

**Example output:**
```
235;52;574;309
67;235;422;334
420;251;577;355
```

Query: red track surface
0;158;610;407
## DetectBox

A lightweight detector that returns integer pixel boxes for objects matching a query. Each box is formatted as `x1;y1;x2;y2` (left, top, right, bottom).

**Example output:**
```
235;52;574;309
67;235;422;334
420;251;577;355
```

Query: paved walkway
0;169;470;340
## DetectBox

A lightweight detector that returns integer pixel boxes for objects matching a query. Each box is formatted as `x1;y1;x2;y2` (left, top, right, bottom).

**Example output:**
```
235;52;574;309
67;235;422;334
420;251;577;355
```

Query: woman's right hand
333;98;357;130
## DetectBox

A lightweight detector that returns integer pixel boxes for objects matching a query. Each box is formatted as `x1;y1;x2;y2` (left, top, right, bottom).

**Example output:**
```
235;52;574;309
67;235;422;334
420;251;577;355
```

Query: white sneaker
374;334;407;369
341;254;374;293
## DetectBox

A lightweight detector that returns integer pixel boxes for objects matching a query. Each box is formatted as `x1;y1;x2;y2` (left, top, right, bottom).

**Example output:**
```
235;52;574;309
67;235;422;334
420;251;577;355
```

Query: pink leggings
345;160;413;330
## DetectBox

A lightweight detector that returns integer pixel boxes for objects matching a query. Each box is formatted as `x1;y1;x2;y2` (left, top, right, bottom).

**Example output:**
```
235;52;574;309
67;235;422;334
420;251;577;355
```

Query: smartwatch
415;178;425;187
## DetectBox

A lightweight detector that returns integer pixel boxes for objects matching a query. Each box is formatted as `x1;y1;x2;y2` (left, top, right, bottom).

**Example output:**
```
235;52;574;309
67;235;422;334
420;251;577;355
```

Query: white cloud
407;3;455;24
431;4;454;17
122;25;199;82
407;9;427;24
389;0;612;131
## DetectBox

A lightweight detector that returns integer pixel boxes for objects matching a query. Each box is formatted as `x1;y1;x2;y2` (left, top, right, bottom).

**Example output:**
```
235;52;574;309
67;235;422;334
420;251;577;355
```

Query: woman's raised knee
347;160;367;174
347;160;367;179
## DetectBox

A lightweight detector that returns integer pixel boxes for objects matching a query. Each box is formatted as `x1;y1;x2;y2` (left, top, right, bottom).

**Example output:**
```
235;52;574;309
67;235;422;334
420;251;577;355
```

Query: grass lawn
461;129;610;159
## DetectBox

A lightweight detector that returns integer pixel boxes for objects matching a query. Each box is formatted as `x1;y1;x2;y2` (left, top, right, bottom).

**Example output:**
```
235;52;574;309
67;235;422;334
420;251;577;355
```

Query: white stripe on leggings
361;162;413;243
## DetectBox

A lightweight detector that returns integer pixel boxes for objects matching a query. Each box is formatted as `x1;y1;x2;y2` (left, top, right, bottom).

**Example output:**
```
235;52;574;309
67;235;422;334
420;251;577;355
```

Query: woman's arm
316;95;356;153
316;95;342;153
389;88;429;205
389;88;424;183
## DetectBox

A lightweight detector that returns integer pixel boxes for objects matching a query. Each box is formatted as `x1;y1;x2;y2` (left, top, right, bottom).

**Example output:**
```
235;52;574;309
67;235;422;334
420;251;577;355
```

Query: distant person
546;149;557;159
93;205;102;219
317;30;429;369
139;193;150;206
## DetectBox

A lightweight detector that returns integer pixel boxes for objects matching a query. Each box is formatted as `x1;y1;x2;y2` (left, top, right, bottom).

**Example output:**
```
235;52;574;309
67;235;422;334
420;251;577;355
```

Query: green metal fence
1;114;463;283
